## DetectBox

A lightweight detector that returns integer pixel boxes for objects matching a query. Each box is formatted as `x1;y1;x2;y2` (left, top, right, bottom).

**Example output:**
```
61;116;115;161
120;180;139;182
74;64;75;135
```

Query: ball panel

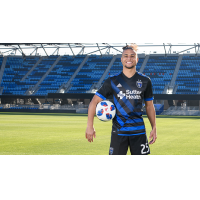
97;109;104;116
96;100;116;122
101;102;108;107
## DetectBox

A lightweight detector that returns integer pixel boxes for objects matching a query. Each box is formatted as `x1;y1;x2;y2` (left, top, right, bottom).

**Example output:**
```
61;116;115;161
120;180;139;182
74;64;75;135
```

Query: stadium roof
0;43;200;56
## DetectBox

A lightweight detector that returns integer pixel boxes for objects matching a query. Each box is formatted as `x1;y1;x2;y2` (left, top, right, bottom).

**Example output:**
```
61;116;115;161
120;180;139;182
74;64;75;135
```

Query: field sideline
0;112;200;155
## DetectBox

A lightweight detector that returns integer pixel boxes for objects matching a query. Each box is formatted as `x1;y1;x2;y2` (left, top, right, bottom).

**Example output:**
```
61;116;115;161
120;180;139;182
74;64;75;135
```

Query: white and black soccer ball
96;100;116;122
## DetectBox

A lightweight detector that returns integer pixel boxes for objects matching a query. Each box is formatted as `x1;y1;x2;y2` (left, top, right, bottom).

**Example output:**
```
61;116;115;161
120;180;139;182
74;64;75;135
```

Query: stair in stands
169;54;183;88
197;84;200;94
139;55;149;73
25;56;62;95
162;84;169;94
21;56;45;81
0;56;8;85
89;55;118;92
56;55;89;93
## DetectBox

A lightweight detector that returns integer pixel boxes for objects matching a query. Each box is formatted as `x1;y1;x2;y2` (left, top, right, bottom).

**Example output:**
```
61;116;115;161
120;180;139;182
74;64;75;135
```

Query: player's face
121;49;139;69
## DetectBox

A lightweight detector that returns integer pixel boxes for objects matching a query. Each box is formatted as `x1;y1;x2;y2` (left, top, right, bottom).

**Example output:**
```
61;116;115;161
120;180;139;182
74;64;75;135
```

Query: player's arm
85;95;103;143
144;100;157;144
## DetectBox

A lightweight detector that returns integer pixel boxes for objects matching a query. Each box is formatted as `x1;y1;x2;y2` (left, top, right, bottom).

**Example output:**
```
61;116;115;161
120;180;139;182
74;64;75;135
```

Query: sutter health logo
117;90;142;100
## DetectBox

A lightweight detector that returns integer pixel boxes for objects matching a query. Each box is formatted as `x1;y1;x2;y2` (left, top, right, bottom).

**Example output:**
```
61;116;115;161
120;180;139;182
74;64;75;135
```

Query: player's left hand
149;128;157;144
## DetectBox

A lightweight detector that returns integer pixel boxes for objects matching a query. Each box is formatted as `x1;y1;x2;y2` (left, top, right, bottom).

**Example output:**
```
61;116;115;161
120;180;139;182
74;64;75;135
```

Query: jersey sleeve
144;78;154;101
95;77;113;100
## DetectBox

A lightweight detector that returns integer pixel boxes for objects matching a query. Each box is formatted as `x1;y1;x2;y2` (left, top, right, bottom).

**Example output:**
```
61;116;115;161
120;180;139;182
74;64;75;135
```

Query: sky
1;0;199;55
1;1;200;199
1;0;200;44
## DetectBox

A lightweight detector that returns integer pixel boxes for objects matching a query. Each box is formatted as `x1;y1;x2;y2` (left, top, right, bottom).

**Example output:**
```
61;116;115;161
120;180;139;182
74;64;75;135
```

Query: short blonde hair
122;43;138;52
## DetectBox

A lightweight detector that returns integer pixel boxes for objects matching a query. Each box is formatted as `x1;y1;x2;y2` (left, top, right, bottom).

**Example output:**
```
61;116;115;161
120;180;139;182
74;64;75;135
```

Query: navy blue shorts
109;133;150;155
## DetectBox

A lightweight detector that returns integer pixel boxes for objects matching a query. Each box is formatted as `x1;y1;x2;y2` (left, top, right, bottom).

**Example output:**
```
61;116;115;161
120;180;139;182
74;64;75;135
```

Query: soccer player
85;43;157;155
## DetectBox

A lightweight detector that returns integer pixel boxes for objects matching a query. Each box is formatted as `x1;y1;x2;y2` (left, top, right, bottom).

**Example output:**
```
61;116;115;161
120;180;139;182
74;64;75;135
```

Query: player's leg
129;134;150;155
109;134;129;155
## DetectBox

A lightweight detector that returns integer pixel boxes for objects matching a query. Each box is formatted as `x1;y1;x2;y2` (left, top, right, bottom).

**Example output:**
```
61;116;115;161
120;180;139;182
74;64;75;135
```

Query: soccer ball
96;100;116;122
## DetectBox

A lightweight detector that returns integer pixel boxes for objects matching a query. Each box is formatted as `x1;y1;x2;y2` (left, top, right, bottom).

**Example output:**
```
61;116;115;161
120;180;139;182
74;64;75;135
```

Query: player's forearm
87;99;98;128
87;95;103;128
146;105;156;130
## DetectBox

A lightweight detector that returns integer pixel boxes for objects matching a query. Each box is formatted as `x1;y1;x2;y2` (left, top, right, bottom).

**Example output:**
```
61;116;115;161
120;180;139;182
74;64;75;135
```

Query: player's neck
123;67;136;78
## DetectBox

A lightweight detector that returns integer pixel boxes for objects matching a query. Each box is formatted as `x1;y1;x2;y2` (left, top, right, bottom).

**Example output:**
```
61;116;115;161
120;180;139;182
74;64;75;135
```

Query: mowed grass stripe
0;112;200;155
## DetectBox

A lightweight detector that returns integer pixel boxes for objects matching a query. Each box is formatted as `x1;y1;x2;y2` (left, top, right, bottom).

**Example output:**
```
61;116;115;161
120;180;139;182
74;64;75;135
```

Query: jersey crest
136;79;142;88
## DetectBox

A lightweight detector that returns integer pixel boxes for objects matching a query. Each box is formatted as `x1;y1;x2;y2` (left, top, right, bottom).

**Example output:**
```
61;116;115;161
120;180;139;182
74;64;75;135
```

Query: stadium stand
142;55;178;94
24;56;60;95
0;57;3;68
1;56;38;95
175;56;200;94
1;53;200;115
162;106;200;116
1;54;200;96
69;55;113;93
34;55;86;95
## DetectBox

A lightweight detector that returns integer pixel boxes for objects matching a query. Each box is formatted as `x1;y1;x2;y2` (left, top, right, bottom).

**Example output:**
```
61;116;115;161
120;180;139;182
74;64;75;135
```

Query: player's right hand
85;127;96;143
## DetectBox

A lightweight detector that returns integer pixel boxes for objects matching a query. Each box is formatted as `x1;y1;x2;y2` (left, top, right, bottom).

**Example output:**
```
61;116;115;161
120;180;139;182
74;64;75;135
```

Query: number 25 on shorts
140;143;150;154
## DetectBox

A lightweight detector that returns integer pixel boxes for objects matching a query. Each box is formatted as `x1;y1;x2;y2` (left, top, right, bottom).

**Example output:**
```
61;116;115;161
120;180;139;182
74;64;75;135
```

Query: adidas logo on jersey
117;83;122;87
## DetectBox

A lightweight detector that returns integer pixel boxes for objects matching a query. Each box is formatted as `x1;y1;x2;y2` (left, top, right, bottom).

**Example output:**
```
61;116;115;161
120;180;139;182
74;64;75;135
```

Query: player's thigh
109;134;129;155
129;134;150;155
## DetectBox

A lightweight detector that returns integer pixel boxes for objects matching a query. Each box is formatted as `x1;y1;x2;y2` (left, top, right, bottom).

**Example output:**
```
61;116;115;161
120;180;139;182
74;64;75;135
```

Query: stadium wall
1;93;200;102
0;108;76;113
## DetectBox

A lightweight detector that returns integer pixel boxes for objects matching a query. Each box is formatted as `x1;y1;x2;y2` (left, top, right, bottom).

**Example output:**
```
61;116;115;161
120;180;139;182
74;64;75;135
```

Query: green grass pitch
0;112;200;155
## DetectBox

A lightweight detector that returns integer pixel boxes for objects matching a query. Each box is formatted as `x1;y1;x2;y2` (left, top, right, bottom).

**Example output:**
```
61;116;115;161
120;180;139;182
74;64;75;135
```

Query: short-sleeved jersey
95;71;154;136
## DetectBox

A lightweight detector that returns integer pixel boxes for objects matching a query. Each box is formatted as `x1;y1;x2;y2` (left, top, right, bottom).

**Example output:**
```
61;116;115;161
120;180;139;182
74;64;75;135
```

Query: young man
85;44;157;155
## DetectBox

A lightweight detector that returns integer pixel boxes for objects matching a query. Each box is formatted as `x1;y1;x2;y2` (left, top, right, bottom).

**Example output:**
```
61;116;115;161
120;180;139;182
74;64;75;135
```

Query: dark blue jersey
95;71;154;136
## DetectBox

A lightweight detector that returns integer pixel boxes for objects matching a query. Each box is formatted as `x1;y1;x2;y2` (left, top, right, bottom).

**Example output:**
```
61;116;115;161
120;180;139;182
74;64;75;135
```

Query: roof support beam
41;44;48;56
30;47;38;55
168;44;172;54
8;50;15;55
68;43;75;57
3;49;13;54
0;43;200;56
77;47;85;55
96;43;102;56
176;46;196;54
52;47;59;55
87;47;107;55
195;43;200;56
163;43;167;56
106;43;123;54
18;45;26;57
105;46;110;55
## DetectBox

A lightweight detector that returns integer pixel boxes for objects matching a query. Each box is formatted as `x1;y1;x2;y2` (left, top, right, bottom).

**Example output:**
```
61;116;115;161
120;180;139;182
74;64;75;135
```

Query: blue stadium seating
1;56;39;95
24;56;59;95
34;55;86;95
1;54;200;96
69;55;113;93
175;56;200;94
0;57;3;68
143;56;178;94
